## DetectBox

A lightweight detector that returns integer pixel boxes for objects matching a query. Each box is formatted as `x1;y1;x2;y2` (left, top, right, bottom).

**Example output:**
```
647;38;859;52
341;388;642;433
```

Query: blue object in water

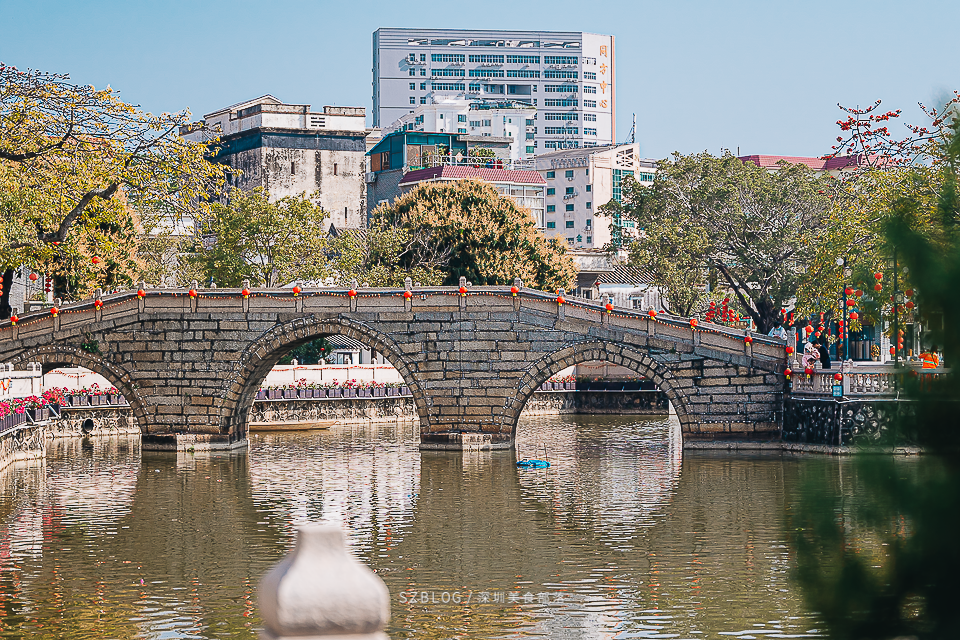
517;459;550;468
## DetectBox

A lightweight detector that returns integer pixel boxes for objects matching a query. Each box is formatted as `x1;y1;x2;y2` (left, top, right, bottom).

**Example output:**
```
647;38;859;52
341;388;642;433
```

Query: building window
584;113;597;121
525;133;535;140
409;70;416;76
585;128;597;136
432;53;465;63
410;97;416;104
409;53;416;62
546;204;556;212
544;141;558;149
545;85;578;93
469;69;505;78
544;126;578;135
565;186;574;195
544;113;578;121
431;82;465;91
543;99;578;107
458;127;467;133
506;70;540;78
586;184;591;192
546;171;555;178
544;55;578;64
291;161;296;174
546;188;555;195
584;72;597;80
421;69;426;76
638;172;656;182
507;55;540;64
565;170;574;178
584;100;597;108
586;236;592;243
420;97;427;104
544;70;578;79
565;220;574;228
576;235;582;243
546;221;556;229
586;202;591;209
567;238;574;245
409;82;416;90
420;54;426;61
334;163;338;175
469;54;504;63
433;68;465;77
469;83;481;92
565;204;574;212
526;146;535;154
585;219;591;228
458;114;467;122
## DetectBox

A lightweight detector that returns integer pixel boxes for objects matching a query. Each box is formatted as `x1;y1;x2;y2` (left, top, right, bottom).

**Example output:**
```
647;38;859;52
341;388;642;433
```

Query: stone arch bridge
0;286;787;451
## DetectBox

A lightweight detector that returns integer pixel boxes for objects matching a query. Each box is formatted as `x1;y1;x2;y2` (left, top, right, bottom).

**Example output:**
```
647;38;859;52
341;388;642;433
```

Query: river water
0;415;871;639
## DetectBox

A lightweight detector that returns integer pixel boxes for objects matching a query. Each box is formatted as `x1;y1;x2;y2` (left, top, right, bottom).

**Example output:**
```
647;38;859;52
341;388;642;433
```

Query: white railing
790;361;949;398
406;154;534;172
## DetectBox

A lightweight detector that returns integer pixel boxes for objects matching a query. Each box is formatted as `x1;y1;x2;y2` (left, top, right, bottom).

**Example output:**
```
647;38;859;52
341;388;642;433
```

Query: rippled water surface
0;415;861;639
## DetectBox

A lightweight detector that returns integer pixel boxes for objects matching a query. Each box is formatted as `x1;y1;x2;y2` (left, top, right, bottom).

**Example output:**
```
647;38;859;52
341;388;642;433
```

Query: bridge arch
219;316;428;439
501;341;695;439
6;345;150;434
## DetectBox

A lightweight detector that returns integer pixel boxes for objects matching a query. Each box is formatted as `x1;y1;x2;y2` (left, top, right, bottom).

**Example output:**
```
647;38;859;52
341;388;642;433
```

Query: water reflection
0;415;867;639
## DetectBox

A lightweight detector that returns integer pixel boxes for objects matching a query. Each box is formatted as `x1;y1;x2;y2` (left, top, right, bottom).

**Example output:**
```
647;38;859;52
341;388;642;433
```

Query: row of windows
544;126;578;135
546;169;585;179
583;72;597;80
544;99;577;107
544;85;577;93
544;112;578;121
469;54;504;63
507;55;540;64
469;69;504;77
584;100;597;108
432;82;465;91
546;185;592;195
583;85;597;94
544;55;578;64
584;127;597;135
544;70;578;79
584;113;597;121
431;53;465;63
468;119;492;127
544;141;580;148
433;68;465;76
507;69;540;78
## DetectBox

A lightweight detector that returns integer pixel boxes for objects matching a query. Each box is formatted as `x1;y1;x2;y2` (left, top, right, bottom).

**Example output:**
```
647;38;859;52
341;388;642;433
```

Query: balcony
405;153;535;173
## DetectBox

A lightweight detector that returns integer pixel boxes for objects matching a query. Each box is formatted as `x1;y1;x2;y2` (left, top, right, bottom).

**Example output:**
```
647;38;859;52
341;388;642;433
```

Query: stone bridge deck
0;285;787;451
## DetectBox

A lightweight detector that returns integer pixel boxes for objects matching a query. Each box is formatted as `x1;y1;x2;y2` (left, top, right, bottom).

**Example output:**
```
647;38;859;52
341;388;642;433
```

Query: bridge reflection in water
0;414;862;639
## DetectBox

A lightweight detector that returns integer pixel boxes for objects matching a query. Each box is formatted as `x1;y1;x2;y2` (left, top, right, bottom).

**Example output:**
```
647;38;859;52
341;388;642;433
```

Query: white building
534;144;656;250
181;95;369;228
373;28;615;154
385;96;535;161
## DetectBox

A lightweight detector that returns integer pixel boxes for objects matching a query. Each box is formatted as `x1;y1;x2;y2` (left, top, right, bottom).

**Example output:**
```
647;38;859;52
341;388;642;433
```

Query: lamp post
836;257;852;362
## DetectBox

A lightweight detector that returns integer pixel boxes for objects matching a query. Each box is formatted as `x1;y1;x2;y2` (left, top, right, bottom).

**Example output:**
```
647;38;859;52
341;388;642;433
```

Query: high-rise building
373;28;615;153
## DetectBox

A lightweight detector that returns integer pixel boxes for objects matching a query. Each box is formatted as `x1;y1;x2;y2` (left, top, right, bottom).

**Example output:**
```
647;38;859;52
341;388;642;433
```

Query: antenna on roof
622;113;636;146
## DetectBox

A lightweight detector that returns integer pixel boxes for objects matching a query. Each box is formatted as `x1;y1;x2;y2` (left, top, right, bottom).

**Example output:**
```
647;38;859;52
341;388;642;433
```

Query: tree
189;188;329;288
601;152;833;332
0;63;224;315
277;337;335;365
790;120;960;640
374;179;577;291
324;222;447;288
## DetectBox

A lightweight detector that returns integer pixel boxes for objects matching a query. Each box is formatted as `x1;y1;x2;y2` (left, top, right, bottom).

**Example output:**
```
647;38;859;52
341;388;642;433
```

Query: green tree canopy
602;152;833;332
189;188;329;288
374;179;577;292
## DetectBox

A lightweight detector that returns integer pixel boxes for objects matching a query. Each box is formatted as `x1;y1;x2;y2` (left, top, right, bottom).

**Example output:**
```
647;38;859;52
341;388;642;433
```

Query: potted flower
256;388;267;401
400;385;410;396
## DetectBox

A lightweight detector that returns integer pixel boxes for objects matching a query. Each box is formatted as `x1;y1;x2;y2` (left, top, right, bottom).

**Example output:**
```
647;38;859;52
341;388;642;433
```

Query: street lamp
836;257;852;362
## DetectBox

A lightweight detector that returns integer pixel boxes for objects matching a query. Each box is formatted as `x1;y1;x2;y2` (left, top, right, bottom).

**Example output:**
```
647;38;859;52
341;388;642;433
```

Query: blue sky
2;0;957;159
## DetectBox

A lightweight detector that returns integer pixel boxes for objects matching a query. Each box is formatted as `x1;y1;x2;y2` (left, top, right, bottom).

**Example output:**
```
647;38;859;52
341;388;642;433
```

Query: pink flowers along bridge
0;281;788;451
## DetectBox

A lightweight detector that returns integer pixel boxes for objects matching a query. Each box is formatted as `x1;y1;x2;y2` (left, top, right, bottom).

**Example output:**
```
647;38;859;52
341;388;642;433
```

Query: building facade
373;28;615;153
534;144;656;250
385;96;535;161
182;96;369;228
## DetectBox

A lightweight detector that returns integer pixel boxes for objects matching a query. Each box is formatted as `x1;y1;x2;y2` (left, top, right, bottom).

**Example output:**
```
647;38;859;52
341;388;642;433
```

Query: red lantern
905;289;914;297
804;325;814;334
348;289;358;298
744;335;753;344
188;289;197;298
28;273;38;282
648;309;657;318
510;285;519;296
804;367;814;376
844;287;853;296
50;307;59;316
10;315;18;325
874;272;883;280
689;317;698;327
242;288;251;298
94;299;103;309
556;295;565;305
846;299;856;307
890;346;896;355
786;346;794;355
849;311;859;320
458;286;467;296
709;301;716;308
137;289;146;298
874;283;882;291
855;289;863;297
906;300;915;309
833;373;843;382
403;290;412;299
784;367;792;379
292;285;302;296
606;303;614;313
92;256;101;265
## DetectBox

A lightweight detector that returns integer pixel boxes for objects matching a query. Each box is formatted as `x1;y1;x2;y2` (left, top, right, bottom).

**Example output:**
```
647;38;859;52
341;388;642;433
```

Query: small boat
516;459;550;468
249;420;340;432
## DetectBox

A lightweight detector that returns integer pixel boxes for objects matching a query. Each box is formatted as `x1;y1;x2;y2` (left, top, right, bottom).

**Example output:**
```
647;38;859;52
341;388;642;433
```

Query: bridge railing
789;361;950;398
0;284;785;364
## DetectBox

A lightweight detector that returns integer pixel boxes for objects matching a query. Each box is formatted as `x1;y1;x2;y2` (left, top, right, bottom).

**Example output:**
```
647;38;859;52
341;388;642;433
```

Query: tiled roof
738;154;866;171
597;264;659;286
399;165;545;186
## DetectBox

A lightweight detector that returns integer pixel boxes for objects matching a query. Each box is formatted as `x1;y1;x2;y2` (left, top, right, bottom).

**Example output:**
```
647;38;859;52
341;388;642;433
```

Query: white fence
790;361;948;397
